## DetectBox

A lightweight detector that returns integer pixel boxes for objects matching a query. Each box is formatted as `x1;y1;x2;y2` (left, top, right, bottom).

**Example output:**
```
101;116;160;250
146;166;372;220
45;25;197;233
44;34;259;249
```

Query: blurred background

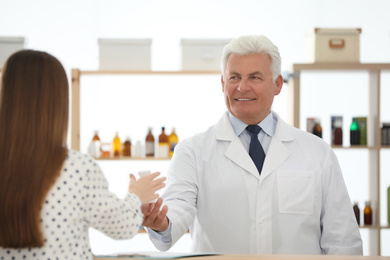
1;0;390;256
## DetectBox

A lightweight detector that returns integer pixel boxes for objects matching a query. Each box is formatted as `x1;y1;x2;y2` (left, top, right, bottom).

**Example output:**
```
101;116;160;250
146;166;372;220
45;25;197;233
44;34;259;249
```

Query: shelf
289;63;390;256
71;69;221;151
331;145;379;150
293;63;390;71
379;226;390;230
77;70;221;75
96;157;170;161
359;225;381;229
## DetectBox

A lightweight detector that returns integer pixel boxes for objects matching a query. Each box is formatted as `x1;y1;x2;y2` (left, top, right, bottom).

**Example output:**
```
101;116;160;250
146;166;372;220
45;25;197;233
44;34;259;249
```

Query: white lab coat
149;112;363;255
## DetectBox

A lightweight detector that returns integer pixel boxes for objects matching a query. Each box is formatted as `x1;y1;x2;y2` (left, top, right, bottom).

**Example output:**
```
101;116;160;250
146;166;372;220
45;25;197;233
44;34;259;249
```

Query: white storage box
0;37;25;68
181;38;232;71
306;28;361;63
98;38;152;70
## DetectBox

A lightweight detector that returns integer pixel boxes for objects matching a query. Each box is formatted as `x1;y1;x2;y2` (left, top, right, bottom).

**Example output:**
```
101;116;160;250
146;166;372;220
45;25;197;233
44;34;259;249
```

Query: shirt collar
228;111;276;137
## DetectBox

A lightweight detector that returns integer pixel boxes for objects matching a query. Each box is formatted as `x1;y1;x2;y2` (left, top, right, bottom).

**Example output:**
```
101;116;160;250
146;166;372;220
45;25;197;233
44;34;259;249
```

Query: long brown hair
0;50;69;248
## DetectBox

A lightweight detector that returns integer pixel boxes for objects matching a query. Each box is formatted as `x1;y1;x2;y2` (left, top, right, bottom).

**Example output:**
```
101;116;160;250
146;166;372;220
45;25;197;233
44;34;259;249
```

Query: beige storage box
306;28;361;63
0;37;25;68
98;38;152;70
181;38;232;71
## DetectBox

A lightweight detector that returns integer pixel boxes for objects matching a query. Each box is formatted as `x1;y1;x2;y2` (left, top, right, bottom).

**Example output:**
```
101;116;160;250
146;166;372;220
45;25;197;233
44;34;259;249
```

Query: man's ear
274;75;283;95
221;75;225;93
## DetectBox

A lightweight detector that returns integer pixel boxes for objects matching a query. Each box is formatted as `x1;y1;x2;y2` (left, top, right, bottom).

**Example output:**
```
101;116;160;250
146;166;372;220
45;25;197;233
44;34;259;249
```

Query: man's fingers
154;205;168;225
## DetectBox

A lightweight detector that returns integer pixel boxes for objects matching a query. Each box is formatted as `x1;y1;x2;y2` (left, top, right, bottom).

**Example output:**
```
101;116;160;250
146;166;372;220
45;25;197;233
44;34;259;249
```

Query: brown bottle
312;120;322;138
92;131;101;141
145;127;155;157
364;201;372;225
158;126;169;158
123;137;131;157
353;202;360;225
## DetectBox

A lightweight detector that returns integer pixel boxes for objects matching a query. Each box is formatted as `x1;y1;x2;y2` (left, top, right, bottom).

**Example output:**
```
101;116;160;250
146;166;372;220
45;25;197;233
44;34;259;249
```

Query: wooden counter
94;254;390;260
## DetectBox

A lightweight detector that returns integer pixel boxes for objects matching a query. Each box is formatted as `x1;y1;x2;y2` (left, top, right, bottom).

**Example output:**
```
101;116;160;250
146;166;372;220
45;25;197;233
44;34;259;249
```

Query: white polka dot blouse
0;150;143;260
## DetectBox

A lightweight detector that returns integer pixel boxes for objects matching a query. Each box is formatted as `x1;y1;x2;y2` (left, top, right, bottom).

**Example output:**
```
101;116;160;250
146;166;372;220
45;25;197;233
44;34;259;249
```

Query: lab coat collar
260;113;293;179
215;111;293;180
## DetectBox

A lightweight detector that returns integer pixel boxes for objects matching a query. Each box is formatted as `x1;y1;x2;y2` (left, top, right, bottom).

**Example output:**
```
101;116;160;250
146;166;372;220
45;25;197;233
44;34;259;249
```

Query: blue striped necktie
246;125;266;174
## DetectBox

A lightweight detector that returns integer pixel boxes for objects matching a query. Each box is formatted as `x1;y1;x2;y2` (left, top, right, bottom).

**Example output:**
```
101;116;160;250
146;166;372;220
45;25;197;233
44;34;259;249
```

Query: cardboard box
98;38;152;70
181;38;232;71
0;37;25;68
306;28;361;63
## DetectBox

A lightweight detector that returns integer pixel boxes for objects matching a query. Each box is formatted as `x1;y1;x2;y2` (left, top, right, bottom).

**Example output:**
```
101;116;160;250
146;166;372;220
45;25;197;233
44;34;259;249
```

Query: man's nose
237;79;251;92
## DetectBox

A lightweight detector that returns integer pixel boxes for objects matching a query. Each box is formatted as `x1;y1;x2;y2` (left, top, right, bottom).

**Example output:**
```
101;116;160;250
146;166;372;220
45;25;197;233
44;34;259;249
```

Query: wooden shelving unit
70;69;220;152
288;63;390;256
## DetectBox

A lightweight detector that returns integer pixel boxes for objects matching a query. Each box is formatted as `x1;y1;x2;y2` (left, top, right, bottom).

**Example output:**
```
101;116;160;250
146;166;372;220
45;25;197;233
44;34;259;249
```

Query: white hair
221;35;281;82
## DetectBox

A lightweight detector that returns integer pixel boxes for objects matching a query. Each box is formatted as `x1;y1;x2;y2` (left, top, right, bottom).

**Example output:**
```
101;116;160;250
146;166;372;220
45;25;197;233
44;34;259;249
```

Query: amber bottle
364;201;372;225
168;127;179;157
145;128;155;157
158;127;169;158
123;137;131;157
112;132;121;157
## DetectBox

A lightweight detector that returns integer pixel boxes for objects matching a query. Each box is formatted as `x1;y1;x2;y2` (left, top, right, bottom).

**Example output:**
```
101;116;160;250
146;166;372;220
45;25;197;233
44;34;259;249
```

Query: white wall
1;0;390;256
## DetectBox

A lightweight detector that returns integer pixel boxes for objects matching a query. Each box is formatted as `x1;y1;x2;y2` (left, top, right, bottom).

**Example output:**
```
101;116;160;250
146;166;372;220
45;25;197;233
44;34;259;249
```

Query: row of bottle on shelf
353;186;390;227
353;201;374;226
88;127;179;159
307;116;390;146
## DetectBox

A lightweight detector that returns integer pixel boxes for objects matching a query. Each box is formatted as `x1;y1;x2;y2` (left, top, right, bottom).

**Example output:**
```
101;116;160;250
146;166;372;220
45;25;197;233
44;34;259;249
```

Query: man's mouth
235;98;256;101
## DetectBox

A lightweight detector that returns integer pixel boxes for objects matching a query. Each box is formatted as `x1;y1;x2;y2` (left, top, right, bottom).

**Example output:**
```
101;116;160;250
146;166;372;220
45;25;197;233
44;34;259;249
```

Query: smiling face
221;52;283;125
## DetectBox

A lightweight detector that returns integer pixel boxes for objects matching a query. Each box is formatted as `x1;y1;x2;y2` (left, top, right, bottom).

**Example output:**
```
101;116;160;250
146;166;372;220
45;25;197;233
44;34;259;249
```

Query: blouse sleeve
81;154;143;240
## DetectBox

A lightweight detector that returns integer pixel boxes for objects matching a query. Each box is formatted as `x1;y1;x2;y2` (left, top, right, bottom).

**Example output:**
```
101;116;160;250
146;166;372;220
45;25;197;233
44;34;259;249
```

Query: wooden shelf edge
331;145;379;150
293;63;390;71
95;157;170;161
74;69;221;75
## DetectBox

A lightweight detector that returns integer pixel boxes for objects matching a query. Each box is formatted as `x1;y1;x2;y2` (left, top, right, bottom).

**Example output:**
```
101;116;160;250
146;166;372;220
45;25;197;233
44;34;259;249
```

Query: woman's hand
128;172;166;204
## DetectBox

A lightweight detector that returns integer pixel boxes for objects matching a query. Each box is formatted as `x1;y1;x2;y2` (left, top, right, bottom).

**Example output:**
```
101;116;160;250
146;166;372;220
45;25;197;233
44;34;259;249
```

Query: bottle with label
168;127;179;157
364;200;373;225
123;137;131;157
332;117;343;145
112;132;121;157
350;119;360;145
145;127;155;157
88;130;102;158
312;119;322;138
353;202;360;225
158;126;169;158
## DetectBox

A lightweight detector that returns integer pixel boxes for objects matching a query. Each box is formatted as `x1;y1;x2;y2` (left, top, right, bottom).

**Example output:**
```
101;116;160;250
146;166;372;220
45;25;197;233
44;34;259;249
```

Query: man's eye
229;76;239;80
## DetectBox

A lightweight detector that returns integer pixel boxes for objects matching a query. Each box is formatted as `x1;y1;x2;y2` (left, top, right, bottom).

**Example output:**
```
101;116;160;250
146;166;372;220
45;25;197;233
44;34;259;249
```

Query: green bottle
388;186;390;226
350;119;360;145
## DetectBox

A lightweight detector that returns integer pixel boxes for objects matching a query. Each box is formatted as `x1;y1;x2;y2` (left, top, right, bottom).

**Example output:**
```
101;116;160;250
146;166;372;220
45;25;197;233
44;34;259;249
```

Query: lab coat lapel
216;113;260;178
260;115;293;180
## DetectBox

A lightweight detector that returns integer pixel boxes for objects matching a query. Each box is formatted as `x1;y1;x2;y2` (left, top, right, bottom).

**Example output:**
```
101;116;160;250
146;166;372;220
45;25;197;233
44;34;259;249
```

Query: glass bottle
350;119;360;145
353;202;360;225
312;119;322;138
333;118;343;145
363;201;372;225
123;137;131;157
134;140;142;158
112;132;121;157
388;186;390;226
145;127;155;157
158;126;169;158
168;127;179;157
88;130;102;158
